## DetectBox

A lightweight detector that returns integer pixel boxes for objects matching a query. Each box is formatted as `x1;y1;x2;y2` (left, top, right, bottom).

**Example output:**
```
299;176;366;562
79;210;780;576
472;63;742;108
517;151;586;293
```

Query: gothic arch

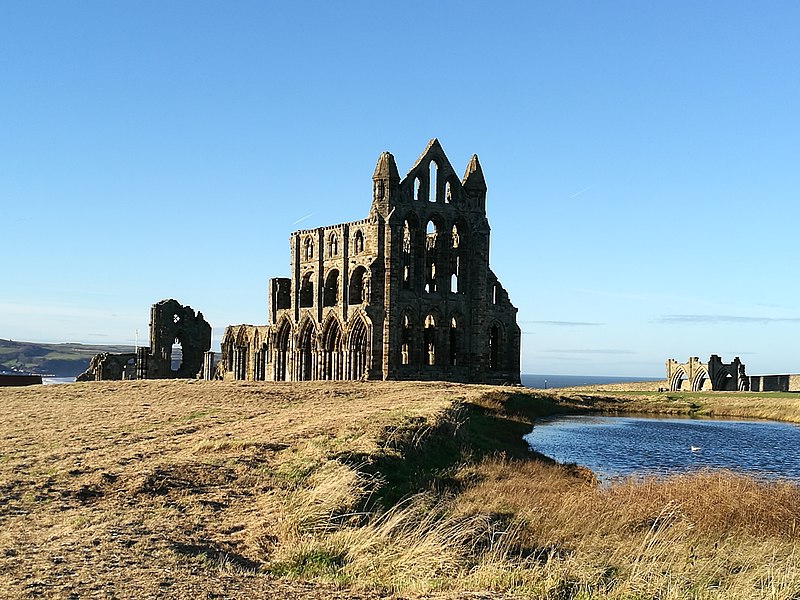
321;315;344;380
323;269;340;307
328;231;339;257
669;367;688;392
347;313;371;380
349;265;369;305
299;271;314;308
275;317;292;381
296;318;317;381
488;321;505;371
449;313;464;367
400;308;417;366
423;311;442;367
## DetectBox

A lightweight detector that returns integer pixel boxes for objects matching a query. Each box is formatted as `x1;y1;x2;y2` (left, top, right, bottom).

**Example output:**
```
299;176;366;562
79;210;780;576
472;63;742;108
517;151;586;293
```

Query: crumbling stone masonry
665;355;749;391
222;139;521;384
77;299;211;381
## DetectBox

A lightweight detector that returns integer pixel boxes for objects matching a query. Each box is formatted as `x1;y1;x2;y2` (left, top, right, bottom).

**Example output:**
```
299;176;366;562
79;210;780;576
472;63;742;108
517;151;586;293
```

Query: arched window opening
489;324;500;370
349;266;368;304
451;224;460;249
428;161;438;202
233;331;248;381
414;177;422;201
449;317;459;366
426;220;437;245
349;318;369;380
353;230;364;254
328;232;338;257
275;321;291;381
450;256;459;293
401;314;412;365
297;323;314;381
170;337;183;373
299;273;314;308
424;314;436;366
402;220;413;290
254;339;267;381
425;220;438;293
304;237;314;261
444;181;452;204
492;283;498;305
323;269;340;307
224;334;235;374
322;320;343;380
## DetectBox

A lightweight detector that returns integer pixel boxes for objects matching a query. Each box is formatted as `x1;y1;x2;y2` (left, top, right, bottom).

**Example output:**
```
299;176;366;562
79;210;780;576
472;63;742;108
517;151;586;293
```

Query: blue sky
2;2;799;377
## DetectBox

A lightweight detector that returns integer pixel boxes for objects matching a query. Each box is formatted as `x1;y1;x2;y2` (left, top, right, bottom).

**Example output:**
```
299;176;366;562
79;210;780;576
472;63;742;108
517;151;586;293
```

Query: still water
525;415;800;482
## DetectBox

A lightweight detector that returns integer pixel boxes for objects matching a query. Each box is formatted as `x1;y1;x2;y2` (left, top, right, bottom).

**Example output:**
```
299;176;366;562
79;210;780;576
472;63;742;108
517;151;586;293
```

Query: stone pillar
136;347;150;380
203;351;215;381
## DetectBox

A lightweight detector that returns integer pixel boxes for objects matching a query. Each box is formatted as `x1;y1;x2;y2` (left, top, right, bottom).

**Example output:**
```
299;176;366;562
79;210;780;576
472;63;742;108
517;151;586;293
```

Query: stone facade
221;139;521;384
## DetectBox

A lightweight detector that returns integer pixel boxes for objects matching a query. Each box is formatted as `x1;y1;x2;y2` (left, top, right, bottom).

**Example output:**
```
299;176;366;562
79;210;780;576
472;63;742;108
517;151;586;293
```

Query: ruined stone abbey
221;139;521;384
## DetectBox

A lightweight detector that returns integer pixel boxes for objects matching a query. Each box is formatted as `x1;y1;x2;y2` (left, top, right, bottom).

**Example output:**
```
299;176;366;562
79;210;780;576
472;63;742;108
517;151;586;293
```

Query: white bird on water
690;446;701;452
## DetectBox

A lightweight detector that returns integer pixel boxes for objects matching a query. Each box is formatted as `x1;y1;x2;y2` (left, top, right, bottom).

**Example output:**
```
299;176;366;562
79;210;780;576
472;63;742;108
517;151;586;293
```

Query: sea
41;374;658;387
521;373;659;389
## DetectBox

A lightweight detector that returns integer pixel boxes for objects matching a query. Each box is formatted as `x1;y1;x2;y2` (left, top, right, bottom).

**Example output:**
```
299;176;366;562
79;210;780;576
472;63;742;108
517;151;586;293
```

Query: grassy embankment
2;380;800;599
544;385;800;423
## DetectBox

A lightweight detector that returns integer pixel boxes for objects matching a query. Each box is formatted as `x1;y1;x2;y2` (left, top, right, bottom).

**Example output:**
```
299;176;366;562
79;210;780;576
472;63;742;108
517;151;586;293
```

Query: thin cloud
543;349;636;355
522;320;603;327
655;315;800;325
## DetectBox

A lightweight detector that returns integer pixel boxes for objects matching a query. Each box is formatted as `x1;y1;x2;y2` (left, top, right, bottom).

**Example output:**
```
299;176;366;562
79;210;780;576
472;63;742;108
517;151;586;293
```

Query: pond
524;415;800;481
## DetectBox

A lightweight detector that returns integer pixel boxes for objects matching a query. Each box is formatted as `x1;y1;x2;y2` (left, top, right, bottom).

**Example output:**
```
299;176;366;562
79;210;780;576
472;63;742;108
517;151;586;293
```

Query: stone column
136;347;150;380
203;351;215;381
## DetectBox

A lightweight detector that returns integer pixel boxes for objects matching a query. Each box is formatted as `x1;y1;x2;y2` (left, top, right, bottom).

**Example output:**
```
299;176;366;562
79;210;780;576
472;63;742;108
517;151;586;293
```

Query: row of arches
224;315;371;382
299;265;370;309
412;160;460;205
398;310;507;371
302;230;366;262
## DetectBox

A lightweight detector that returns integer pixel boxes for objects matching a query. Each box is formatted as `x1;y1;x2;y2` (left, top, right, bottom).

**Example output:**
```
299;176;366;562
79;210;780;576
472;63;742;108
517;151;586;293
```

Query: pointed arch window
414;177;422;201
425;220;438;293
323;269;340;307
489;324;500;370
328;232;338;257
428;161;438;202
299;272;314;308
402;219;413;290
304;237;314;261
401;313;412;365
449;317;459;366
424;314;436;366
353;230;364;254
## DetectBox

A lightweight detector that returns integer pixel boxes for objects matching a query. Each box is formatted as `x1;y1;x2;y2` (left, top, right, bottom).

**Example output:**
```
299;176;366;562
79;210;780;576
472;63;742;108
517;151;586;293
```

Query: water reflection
525;415;800;481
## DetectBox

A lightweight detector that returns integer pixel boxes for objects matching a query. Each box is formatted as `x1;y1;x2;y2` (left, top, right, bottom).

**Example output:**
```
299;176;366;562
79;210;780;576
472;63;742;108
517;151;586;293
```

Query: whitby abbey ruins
220;139;521;384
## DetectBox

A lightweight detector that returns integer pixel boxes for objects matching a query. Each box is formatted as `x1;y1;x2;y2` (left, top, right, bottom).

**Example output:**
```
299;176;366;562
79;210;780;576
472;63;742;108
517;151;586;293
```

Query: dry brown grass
2;380;800;599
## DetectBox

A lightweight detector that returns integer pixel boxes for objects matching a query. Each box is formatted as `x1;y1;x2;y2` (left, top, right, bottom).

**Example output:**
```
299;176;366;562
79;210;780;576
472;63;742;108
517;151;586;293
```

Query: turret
371;151;400;217
461;154;487;211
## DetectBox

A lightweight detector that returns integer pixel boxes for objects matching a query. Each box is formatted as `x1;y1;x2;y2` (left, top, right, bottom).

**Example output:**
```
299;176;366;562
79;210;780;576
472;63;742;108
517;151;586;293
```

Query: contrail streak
569;186;592;199
292;212;316;225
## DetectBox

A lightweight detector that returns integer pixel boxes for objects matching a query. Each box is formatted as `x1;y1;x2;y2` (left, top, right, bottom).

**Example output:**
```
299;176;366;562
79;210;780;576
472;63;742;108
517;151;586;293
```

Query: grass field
2;380;800;599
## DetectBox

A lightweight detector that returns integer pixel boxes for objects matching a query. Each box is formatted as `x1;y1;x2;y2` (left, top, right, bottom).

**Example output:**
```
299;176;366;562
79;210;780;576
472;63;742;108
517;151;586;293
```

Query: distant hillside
0;339;134;377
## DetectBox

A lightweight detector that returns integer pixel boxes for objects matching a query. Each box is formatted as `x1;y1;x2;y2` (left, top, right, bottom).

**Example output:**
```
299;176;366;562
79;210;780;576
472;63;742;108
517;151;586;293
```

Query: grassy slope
2;381;800;599
0;339;134;377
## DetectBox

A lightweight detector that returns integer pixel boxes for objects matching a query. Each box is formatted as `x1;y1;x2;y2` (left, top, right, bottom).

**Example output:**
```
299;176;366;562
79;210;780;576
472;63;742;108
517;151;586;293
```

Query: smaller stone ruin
77;299;211;381
665;354;748;392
